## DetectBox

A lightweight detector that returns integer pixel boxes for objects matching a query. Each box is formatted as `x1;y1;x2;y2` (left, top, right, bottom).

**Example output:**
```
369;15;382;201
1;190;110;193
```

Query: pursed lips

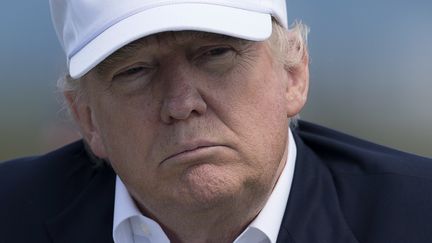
161;141;224;164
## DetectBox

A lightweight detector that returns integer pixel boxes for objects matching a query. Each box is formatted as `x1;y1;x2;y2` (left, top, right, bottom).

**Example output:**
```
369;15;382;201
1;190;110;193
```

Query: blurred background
0;0;431;161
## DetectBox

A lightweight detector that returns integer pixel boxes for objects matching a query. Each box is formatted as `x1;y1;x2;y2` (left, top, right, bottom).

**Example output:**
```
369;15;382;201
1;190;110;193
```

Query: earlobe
63;91;108;159
284;52;309;117
87;131;107;159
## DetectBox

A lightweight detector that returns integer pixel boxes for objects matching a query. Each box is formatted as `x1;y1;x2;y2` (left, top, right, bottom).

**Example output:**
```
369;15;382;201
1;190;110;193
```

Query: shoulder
294;120;432;177
0;141;116;241
0;140;106;221
293;120;432;241
0;140;92;192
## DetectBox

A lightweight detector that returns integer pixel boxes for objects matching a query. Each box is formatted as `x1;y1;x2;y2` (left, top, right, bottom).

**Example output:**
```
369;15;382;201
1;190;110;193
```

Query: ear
63;91;108;159
284;51;309;118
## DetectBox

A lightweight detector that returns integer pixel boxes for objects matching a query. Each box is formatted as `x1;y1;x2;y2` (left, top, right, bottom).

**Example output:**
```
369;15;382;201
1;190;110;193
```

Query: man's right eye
203;47;233;57
120;66;145;76
113;65;154;81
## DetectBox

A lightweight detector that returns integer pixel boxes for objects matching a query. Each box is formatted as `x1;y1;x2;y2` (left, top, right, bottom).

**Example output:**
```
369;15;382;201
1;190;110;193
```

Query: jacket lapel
45;164;116;243
277;132;359;243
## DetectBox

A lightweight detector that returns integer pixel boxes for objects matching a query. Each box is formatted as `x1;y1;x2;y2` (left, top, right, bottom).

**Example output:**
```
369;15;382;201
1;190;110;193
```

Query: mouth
161;142;227;165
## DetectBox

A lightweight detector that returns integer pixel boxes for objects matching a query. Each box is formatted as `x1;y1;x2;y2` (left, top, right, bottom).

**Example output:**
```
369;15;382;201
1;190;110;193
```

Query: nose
160;64;207;124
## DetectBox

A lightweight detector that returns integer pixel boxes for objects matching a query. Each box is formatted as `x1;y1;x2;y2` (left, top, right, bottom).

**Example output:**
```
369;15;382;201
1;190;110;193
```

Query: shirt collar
112;176;142;243
113;129;297;243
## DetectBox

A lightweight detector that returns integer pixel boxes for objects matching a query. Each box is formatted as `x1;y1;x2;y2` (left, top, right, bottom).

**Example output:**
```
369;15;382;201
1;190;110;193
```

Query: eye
195;45;237;64
194;45;238;74
199;46;236;59
204;47;233;57
119;66;145;76
113;64;154;81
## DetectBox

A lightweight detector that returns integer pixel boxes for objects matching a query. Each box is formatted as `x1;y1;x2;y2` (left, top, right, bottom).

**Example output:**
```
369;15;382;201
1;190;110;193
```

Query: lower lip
162;146;224;165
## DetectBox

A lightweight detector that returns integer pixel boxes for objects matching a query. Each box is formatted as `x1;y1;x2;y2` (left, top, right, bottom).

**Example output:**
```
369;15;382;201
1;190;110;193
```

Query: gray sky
0;1;431;160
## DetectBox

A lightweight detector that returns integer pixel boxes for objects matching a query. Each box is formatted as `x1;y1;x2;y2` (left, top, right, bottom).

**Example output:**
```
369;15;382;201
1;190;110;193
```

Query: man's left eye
194;45;238;73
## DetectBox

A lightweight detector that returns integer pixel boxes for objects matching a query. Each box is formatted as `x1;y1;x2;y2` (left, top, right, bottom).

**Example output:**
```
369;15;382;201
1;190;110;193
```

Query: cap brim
69;3;272;79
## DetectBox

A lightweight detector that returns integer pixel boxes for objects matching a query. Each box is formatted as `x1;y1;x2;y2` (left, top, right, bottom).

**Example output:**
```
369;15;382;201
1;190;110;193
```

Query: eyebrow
95;42;146;76
95;31;253;76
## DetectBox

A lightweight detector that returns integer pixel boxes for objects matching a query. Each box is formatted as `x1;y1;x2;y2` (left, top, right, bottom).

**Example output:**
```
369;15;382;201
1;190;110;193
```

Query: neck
137;186;268;243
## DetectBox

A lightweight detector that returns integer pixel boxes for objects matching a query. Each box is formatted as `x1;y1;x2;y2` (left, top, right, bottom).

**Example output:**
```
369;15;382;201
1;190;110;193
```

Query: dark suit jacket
1;120;432;243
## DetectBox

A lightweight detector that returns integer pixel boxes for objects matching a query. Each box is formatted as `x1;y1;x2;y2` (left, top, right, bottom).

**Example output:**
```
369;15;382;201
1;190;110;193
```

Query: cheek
208;61;289;166
214;61;288;130
91;95;160;167
239;83;288;156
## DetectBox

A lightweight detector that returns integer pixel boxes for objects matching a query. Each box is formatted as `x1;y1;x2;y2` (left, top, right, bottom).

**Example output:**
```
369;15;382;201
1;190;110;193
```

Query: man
1;0;431;242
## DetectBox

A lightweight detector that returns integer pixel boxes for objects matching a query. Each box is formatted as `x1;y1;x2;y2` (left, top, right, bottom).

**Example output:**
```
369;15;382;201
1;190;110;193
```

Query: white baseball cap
49;0;288;79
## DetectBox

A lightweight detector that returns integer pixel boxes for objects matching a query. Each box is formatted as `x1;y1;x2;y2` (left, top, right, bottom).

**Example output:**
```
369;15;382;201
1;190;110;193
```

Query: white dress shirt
113;130;297;243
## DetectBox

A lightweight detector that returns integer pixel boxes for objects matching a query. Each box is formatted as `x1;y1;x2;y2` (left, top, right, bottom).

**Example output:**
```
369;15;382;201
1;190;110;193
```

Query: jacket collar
45;155;116;243
277;130;359;243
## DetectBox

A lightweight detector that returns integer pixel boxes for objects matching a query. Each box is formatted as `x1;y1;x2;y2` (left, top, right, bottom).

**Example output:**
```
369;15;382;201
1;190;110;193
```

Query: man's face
73;31;307;213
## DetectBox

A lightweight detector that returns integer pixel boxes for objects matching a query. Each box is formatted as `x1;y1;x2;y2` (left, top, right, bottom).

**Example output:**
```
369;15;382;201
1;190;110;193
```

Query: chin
177;163;244;207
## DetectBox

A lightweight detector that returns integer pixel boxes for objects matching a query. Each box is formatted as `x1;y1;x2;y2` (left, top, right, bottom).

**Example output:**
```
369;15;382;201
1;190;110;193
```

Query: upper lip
161;141;222;164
